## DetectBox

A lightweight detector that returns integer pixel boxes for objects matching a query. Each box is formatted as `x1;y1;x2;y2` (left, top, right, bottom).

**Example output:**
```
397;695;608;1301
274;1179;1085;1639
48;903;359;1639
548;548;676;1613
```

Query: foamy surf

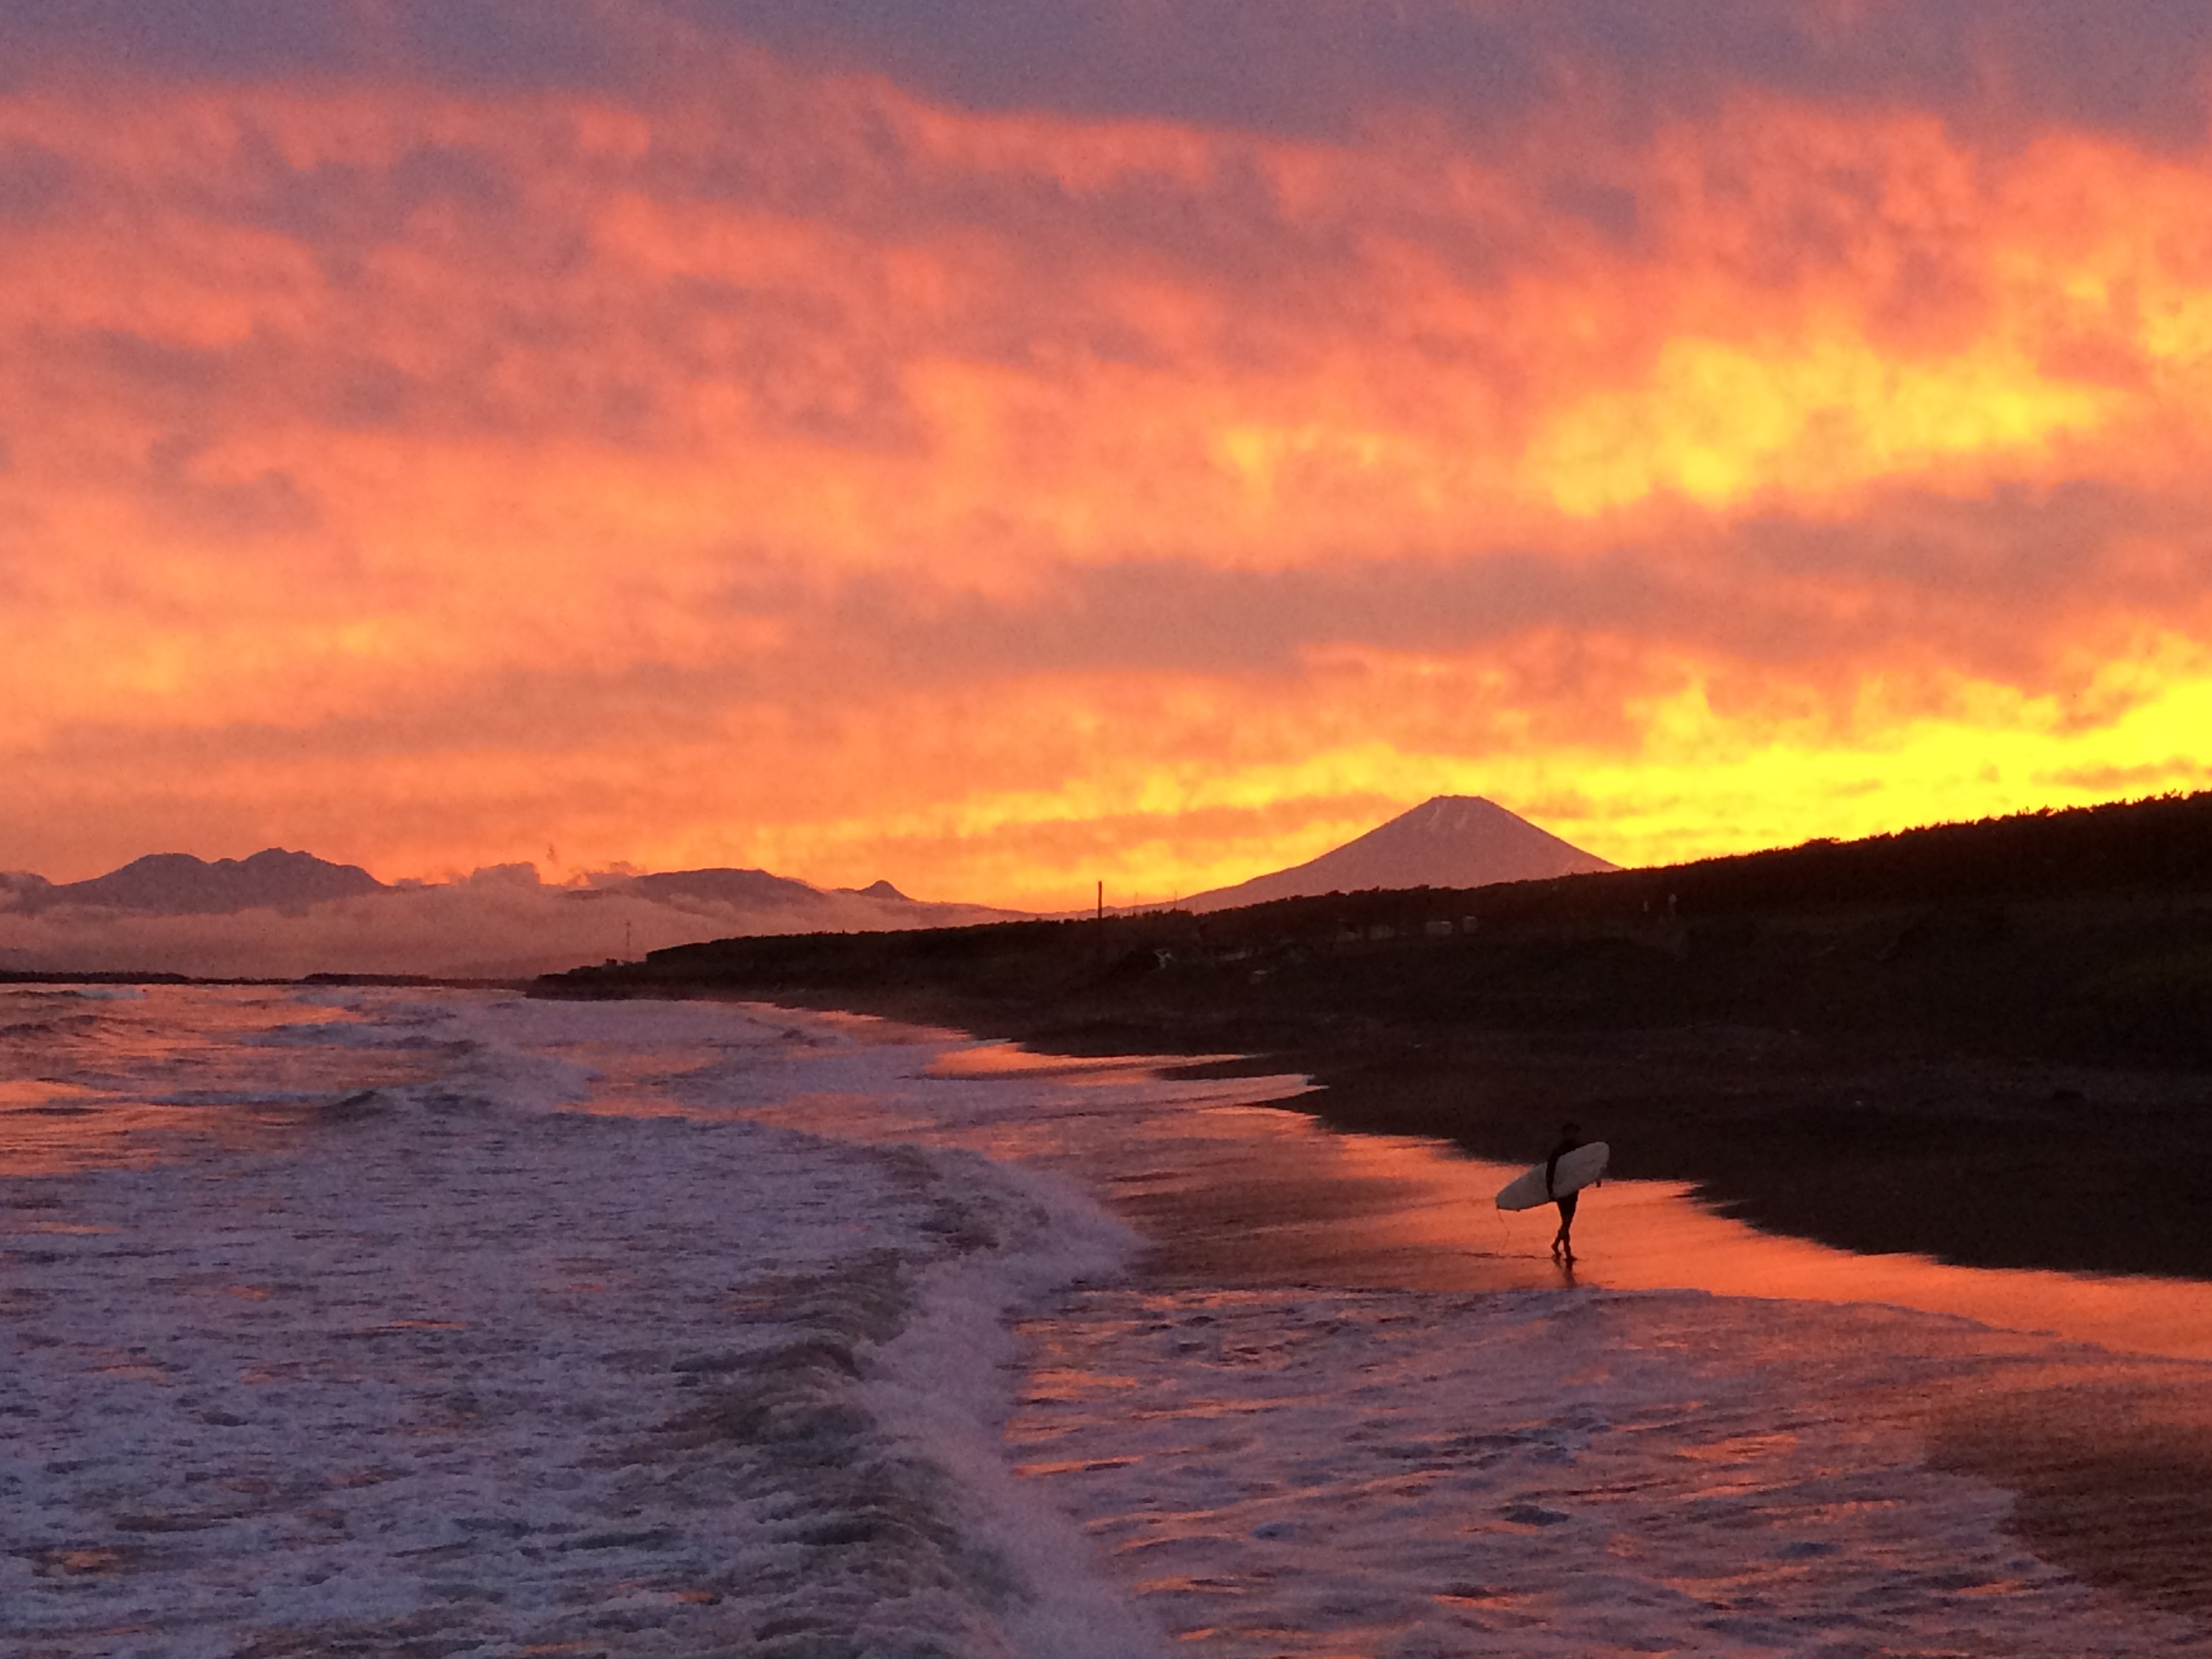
0;986;1160;1658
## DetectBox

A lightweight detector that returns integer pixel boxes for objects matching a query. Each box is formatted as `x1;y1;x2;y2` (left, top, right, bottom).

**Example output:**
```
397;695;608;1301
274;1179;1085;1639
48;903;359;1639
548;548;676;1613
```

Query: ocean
5;984;2208;1657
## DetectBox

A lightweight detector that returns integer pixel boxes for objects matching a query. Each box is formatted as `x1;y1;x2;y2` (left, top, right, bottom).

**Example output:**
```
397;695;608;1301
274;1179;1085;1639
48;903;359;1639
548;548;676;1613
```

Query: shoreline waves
4;985;2209;1655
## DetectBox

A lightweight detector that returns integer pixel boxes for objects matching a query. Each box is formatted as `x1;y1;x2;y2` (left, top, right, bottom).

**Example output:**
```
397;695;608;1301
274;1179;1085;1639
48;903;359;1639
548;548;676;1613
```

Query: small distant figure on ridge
1546;1120;1585;1265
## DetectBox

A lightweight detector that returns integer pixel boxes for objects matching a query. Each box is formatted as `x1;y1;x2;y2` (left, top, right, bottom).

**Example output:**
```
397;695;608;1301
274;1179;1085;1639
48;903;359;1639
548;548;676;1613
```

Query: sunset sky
7;3;2212;908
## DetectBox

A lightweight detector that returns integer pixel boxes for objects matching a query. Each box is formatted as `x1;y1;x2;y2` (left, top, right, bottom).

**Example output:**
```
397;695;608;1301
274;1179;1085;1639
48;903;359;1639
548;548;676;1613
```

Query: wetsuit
1545;1133;1583;1225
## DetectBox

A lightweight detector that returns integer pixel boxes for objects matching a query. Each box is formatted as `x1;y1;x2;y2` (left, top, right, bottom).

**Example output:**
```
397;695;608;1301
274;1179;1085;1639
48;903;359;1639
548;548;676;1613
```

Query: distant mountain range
623;867;830;909
1;799;1610;926
0;851;950;921
1182;796;1614;911
0;849;1016;978
0;798;1609;976
1;849;386;916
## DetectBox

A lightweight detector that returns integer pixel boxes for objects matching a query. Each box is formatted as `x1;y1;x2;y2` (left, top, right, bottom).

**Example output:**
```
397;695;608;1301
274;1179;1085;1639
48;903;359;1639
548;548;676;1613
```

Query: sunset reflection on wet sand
909;1037;2212;1637
920;1040;2212;1365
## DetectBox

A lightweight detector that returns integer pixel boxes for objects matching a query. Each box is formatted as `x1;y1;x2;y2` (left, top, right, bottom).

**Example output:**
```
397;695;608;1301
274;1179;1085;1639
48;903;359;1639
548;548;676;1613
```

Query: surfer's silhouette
1545;1121;1584;1265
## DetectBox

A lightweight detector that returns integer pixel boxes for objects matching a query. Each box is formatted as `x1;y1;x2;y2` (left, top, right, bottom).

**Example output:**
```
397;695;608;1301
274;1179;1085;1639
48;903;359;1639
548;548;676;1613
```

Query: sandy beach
1075;1090;2212;1622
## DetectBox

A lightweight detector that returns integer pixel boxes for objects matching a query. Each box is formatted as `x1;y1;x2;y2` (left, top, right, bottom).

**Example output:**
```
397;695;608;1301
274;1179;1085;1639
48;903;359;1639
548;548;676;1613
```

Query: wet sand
1928;1376;2212;1619
1110;1107;2212;1363
575;1011;2212;1628
1094;1098;2212;1620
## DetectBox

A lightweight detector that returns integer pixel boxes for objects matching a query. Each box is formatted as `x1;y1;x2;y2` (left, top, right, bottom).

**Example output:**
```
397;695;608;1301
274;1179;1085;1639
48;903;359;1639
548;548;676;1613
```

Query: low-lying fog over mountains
0;853;1018;979
1;796;1615;979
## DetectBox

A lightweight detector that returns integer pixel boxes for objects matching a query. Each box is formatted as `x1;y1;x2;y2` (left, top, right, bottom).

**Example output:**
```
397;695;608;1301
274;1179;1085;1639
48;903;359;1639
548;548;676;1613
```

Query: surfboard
1494;1142;1609;1211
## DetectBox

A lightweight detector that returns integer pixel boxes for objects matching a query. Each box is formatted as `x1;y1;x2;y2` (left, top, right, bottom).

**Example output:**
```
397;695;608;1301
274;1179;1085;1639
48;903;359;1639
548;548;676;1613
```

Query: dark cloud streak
0;0;359;84
5;3;2211;146
691;1;2212;145
692;483;2212;693
0;142;76;225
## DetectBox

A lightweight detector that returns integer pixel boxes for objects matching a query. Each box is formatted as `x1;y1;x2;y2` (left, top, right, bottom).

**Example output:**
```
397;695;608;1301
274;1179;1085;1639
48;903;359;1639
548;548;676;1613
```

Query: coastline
534;870;2212;1282
630;985;2212;1282
741;999;2212;1629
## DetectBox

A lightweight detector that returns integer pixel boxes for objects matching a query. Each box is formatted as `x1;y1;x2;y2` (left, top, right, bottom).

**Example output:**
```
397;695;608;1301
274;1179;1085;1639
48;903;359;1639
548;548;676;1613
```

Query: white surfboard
1494;1142;1609;1211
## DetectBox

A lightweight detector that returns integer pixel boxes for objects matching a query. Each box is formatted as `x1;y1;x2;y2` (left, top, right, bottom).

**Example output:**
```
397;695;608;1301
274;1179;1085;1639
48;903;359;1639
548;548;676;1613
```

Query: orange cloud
5;52;2212;909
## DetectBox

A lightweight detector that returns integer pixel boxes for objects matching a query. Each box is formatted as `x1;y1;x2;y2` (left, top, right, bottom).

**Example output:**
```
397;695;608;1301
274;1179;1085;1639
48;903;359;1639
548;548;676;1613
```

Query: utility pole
1096;879;1103;922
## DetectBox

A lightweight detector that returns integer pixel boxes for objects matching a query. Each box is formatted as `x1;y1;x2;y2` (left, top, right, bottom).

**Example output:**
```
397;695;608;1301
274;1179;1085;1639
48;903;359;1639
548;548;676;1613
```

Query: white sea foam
0;987;1158;1656
491;997;2212;1656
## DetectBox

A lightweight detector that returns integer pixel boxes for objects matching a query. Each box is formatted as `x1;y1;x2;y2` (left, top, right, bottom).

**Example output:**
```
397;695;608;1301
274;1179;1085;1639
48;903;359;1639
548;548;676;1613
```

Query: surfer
1545;1122;1584;1265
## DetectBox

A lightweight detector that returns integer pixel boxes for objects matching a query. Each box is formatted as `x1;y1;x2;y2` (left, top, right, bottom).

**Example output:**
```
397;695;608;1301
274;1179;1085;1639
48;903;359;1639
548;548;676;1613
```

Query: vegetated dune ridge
541;791;2212;1281
0;855;1021;980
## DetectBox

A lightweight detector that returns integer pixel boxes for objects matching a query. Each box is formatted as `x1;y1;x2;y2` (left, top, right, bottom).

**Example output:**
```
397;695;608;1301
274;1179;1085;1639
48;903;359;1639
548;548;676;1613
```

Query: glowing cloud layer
5;4;2212;910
